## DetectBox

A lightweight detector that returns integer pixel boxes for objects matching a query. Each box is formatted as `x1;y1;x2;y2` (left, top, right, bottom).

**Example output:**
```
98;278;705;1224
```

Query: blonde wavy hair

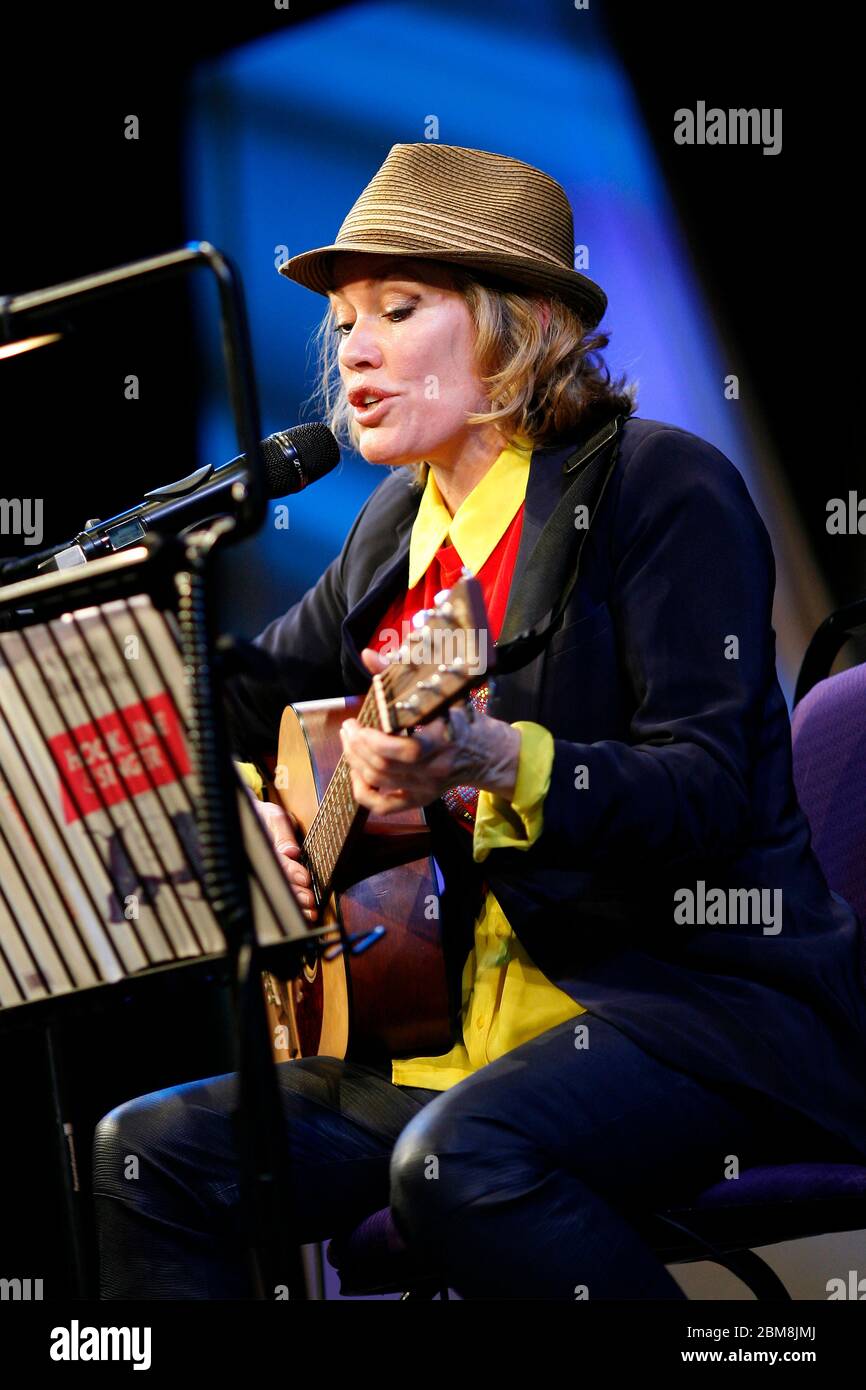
305;264;637;491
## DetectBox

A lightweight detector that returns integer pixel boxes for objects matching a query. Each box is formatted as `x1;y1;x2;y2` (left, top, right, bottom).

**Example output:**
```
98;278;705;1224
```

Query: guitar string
301;654;411;881
303;620;476;874
302;661;402;877
302;620;475;884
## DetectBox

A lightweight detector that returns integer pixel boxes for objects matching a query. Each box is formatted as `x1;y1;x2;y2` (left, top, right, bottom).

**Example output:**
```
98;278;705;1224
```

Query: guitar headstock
376;568;493;733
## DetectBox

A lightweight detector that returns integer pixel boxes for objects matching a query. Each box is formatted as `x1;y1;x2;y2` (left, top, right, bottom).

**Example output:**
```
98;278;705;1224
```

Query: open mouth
352;395;396;424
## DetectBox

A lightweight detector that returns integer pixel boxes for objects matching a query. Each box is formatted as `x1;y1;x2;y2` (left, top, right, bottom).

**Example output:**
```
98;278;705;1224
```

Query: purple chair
326;661;866;1300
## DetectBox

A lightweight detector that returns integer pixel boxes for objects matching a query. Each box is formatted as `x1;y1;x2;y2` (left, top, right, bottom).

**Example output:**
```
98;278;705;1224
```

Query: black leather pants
92;1015;858;1300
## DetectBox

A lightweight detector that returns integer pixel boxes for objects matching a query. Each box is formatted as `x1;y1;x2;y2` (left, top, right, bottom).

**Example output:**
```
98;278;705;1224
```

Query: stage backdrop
184;0;824;707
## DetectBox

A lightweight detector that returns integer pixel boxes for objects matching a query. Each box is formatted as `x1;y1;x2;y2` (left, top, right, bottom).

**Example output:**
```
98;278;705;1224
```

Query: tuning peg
432;586;455;609
432;594;455;618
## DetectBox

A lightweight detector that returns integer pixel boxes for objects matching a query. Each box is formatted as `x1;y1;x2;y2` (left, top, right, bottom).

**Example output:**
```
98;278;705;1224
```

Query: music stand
0;247;322;1300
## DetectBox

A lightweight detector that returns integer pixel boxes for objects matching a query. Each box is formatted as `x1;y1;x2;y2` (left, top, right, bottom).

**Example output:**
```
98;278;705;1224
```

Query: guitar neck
301;683;379;902
299;572;491;906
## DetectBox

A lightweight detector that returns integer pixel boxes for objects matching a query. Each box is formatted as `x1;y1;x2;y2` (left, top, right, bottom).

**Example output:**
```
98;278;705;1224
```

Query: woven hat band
337;203;574;270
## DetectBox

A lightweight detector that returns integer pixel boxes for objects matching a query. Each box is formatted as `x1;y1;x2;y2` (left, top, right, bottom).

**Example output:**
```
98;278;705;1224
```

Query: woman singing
92;143;866;1300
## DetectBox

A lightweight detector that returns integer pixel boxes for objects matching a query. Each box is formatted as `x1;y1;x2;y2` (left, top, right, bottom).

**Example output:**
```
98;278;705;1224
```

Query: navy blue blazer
224;416;866;1159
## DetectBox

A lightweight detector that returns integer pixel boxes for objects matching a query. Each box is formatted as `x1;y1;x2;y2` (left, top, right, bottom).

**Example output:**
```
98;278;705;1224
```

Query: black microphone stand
0;244;309;1301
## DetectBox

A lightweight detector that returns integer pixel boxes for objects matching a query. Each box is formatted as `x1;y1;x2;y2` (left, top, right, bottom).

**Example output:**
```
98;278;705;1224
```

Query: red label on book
49;692;190;823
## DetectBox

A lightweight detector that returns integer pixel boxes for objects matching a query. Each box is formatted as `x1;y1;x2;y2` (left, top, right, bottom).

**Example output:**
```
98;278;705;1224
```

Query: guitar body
263;695;453;1066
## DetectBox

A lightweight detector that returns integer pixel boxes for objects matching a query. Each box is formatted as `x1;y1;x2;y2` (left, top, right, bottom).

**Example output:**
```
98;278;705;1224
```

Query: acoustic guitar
261;571;492;1066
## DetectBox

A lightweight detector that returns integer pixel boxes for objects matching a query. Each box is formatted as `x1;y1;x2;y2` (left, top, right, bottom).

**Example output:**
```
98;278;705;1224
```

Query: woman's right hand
250;796;318;922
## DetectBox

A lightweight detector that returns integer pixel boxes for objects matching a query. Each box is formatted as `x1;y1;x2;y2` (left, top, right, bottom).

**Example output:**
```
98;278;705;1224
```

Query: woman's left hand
339;648;522;815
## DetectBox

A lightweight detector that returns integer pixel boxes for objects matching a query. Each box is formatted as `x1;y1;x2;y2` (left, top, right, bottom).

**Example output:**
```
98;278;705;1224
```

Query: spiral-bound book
0;590;308;1014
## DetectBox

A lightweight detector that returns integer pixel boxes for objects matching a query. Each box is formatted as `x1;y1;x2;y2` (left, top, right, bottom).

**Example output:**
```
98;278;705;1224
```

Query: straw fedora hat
278;143;607;328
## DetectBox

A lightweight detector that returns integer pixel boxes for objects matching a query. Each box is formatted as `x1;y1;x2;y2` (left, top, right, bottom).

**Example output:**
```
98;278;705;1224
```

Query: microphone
0;423;340;583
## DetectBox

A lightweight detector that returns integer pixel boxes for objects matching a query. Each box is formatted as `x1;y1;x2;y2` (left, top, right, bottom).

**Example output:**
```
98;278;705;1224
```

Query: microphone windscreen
262;423;340;497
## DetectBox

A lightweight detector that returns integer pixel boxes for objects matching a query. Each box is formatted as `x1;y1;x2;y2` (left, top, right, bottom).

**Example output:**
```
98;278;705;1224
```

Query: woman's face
327;253;493;469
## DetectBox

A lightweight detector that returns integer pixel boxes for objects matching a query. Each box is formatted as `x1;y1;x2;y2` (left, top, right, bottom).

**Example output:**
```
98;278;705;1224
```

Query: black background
0;1;859;1298
1;3;858;597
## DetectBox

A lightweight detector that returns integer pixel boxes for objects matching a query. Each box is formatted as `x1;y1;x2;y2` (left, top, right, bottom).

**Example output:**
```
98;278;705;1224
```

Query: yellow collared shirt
238;435;587;1090
391;438;586;1091
236;761;264;798
407;433;534;590
392;721;587;1090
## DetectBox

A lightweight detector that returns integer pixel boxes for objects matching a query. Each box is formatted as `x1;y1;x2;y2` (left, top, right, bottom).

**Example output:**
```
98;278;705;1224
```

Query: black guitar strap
492;410;627;677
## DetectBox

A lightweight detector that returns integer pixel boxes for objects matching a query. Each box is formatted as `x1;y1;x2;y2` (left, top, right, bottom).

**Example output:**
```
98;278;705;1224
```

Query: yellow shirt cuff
472;721;555;862
235;760;265;799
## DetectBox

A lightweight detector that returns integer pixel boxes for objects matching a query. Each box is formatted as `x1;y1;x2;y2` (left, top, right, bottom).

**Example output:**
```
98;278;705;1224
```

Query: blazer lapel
490;435;586;724
340;430;596;709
